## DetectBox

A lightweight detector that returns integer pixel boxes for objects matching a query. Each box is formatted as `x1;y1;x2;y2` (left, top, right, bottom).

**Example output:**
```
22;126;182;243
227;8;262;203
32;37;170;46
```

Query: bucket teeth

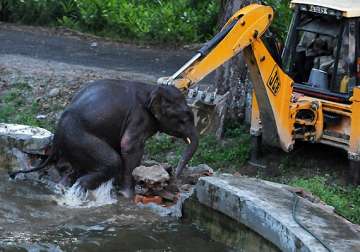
187;88;219;105
186;88;230;138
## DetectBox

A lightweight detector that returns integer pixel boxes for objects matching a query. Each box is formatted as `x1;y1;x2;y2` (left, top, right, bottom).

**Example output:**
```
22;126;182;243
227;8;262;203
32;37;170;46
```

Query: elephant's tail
8;143;58;179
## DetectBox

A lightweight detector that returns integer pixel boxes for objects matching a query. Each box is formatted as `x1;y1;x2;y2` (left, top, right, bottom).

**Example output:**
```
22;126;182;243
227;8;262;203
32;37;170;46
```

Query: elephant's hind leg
67;133;122;191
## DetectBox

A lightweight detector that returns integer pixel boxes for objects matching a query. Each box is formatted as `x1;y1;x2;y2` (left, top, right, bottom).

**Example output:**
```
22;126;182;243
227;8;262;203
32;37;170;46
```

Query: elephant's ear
147;87;166;120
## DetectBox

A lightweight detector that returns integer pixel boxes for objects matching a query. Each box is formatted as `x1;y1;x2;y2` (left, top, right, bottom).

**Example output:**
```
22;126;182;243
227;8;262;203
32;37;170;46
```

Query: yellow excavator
158;0;360;185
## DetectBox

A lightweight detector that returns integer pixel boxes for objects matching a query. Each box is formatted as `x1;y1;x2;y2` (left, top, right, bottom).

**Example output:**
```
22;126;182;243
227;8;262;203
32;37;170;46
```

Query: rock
48;88;60;97
133;165;170;185
187;163;214;175
133;165;171;194
36;114;47;120
179;164;214;185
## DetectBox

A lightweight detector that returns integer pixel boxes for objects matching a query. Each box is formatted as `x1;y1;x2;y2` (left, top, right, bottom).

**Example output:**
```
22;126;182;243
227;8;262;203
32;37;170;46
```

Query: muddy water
0;170;231;252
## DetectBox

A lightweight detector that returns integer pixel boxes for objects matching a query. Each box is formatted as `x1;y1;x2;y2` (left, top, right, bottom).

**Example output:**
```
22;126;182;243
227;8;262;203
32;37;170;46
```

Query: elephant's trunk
175;129;199;178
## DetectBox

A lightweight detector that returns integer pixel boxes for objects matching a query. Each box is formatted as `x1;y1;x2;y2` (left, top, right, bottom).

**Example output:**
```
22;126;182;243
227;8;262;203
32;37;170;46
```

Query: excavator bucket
186;88;230;138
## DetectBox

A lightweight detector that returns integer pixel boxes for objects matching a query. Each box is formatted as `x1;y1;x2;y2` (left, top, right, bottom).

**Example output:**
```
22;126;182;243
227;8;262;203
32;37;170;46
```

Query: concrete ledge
195;174;360;252
0;123;53;171
0;123;53;154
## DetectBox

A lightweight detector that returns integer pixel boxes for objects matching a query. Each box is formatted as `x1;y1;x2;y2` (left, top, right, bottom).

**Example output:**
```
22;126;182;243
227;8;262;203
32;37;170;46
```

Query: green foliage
0;83;53;130
1;0;219;44
1;0;293;43
2;0;68;25
263;0;292;41
290;176;360;224
145;127;250;171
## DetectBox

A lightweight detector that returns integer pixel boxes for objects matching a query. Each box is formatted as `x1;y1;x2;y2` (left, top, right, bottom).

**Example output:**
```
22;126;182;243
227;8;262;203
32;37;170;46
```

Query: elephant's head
148;86;199;178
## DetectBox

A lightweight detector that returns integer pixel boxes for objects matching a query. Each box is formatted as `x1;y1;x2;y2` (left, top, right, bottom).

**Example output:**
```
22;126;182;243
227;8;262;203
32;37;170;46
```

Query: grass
290;176;360;224
0;83;54;131
145;126;250;172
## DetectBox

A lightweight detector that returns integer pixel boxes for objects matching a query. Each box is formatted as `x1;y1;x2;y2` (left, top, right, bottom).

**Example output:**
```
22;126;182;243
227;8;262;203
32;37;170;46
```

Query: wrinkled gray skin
53;79;198;198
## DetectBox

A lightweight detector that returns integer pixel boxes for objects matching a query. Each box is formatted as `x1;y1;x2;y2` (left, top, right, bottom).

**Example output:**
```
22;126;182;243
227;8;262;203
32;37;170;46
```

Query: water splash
56;180;117;208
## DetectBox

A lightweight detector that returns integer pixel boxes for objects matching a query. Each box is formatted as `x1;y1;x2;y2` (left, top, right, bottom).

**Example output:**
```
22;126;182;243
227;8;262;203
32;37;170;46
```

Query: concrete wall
0;123;52;171
194;174;360;252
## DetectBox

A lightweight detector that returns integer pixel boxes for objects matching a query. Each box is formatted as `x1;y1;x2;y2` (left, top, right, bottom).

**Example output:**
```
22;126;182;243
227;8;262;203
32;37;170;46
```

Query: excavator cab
282;1;360;103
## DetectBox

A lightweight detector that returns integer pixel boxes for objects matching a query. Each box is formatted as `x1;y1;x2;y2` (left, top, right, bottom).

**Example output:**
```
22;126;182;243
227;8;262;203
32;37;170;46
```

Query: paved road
0;24;196;79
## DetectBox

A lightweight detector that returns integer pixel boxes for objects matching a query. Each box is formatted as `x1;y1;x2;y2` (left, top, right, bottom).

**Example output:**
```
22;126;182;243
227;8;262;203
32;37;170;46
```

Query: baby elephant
10;79;198;198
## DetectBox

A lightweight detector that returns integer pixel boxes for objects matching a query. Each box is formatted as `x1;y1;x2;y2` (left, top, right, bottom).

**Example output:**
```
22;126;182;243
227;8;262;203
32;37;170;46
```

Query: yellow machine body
159;3;360;164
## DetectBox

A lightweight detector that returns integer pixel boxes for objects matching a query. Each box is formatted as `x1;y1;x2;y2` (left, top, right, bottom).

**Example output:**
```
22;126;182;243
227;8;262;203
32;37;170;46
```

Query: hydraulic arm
159;4;275;90
158;4;295;151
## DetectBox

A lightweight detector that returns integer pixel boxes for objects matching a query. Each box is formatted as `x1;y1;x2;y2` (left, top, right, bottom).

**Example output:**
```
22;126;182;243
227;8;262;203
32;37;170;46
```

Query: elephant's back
71;79;150;104
61;79;151;145
69;79;151;113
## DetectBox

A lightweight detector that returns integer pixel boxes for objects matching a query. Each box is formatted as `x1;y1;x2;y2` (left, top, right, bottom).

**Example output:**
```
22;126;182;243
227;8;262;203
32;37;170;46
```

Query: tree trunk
214;0;257;124
0;1;9;22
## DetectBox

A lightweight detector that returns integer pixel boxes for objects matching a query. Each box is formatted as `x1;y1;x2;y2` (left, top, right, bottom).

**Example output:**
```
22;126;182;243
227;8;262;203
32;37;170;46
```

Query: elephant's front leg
120;134;145;198
119;113;157;198
120;150;144;198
